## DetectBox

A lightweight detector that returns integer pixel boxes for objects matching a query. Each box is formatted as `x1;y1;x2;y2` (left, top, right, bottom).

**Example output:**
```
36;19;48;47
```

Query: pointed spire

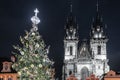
96;0;100;20
31;8;40;25
66;0;74;26
96;0;99;12
93;0;103;26
70;2;72;13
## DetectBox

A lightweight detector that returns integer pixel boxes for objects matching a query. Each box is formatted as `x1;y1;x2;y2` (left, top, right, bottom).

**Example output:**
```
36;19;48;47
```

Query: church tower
90;1;109;77
90;1;107;60
63;1;110;80
64;4;79;60
63;3;79;80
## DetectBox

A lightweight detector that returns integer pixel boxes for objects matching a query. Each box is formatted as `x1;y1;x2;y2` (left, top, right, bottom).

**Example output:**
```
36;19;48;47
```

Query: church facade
62;4;110;80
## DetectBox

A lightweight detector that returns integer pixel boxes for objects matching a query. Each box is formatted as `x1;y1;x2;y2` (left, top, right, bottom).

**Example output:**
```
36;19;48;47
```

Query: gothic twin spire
65;0;106;40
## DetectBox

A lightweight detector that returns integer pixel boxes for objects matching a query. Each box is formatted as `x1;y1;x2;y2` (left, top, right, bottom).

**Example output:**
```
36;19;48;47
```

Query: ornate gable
78;41;91;59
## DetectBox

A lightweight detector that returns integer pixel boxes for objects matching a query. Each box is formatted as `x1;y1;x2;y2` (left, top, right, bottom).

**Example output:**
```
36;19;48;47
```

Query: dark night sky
0;0;120;78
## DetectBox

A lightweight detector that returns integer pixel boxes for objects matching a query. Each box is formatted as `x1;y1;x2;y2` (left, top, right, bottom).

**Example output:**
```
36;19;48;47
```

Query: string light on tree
12;8;54;80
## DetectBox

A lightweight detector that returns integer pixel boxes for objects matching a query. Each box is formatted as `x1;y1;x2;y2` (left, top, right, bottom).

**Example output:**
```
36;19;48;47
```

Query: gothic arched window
70;46;73;55
98;46;101;55
81;67;89;80
69;70;72;75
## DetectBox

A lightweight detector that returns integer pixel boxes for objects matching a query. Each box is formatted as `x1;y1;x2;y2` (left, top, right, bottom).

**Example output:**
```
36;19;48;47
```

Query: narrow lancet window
98;46;101;55
70;46;73;55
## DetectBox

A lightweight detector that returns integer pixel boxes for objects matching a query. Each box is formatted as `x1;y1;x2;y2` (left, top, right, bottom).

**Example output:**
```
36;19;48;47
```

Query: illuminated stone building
63;2;110;80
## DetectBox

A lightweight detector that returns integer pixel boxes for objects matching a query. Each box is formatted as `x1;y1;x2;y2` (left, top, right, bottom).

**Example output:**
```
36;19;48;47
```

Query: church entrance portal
81;67;89;80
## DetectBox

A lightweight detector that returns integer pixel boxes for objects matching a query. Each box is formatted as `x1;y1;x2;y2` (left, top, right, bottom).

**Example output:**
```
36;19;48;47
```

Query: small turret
64;2;79;60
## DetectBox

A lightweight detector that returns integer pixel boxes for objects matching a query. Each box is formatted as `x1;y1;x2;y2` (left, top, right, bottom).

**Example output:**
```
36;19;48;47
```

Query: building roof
0;57;17;73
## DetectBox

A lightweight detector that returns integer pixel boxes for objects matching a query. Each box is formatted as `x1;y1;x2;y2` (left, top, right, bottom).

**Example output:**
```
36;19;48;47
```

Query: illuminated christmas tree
12;8;53;80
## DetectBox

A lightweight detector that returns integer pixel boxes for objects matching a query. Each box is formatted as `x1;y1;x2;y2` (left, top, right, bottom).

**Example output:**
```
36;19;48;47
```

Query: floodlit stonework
62;3;110;80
